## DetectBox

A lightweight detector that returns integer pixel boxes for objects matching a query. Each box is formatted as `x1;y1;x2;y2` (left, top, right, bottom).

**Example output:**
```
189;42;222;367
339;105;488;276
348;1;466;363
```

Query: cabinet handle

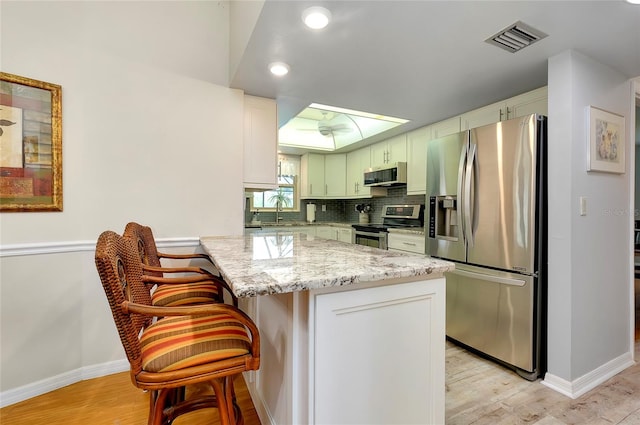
325;184;328;195
310;184;313;194
499;109;504;121
403;242;417;246
505;106;511;119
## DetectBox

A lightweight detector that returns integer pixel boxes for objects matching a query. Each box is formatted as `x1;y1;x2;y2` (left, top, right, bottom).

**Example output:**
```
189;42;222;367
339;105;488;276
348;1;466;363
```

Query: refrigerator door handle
450;269;526;287
456;141;467;241
464;141;476;247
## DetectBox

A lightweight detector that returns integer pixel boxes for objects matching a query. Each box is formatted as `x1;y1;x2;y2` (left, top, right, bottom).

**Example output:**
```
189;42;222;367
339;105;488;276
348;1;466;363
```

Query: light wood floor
0;374;261;425
446;340;640;424
2;337;639;424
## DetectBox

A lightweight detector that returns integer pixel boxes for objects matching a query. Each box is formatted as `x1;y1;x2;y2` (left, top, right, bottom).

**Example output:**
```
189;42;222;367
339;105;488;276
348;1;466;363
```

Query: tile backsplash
245;186;424;224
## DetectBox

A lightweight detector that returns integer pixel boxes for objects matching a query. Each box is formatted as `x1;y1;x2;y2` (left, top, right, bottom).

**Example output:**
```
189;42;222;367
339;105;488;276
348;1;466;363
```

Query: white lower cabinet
388;232;425;254
245;276;446;425
336;227;353;243
316;226;338;240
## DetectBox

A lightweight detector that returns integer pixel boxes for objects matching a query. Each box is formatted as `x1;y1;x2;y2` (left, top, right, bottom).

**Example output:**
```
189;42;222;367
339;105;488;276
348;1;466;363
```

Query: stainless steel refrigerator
426;114;546;380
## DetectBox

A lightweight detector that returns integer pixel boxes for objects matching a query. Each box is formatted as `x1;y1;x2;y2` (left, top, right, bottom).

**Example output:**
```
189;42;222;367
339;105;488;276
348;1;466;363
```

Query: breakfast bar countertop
199;233;454;297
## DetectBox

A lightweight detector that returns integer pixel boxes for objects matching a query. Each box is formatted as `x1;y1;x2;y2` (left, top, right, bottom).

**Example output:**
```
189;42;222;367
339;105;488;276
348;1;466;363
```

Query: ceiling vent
485;21;547;53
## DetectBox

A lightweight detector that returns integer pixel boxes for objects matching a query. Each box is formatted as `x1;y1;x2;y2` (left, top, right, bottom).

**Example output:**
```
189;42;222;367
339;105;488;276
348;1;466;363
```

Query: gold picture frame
586;105;625;174
0;72;62;211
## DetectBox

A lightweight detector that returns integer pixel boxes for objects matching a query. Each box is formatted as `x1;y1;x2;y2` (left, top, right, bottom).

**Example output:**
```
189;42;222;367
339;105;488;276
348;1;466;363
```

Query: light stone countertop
200;233;454;297
251;221;354;228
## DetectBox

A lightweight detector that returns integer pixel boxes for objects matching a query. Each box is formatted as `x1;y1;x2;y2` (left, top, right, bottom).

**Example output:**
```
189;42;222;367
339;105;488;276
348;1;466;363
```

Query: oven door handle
354;230;387;238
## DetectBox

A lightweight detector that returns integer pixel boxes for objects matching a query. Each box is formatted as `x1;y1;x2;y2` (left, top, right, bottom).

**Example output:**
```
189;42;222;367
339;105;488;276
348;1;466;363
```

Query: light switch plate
579;197;587;216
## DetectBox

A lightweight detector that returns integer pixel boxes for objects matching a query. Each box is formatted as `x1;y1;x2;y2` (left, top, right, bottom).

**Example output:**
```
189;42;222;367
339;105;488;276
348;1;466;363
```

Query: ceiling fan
317;112;354;137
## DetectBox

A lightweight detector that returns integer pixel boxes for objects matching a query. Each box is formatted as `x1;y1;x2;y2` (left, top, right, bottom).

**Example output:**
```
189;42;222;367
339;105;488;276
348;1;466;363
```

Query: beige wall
0;1;246;402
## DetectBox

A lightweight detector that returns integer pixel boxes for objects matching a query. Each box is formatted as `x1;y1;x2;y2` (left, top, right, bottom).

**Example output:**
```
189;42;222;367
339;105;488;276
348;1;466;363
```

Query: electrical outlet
322;204;327;212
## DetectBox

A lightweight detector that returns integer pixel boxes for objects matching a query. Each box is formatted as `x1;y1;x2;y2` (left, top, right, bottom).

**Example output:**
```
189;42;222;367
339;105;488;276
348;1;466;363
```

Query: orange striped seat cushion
140;314;251;372
151;282;220;307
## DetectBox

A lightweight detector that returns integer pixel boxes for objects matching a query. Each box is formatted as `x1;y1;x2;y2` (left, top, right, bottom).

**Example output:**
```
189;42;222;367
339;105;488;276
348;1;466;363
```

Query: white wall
0;1;246;402
547;50;634;387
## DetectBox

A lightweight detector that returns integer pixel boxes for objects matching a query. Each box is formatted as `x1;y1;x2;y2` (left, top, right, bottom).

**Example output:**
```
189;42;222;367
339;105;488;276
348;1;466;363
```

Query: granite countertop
200;233;454;297
249;221;353;228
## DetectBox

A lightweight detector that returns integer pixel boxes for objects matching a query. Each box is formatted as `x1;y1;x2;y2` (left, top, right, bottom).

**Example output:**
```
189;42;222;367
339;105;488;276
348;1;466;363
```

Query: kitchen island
200;232;454;425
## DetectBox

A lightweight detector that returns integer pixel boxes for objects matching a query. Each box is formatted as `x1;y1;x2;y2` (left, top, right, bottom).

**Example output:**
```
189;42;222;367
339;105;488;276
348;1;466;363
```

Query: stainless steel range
352;204;424;249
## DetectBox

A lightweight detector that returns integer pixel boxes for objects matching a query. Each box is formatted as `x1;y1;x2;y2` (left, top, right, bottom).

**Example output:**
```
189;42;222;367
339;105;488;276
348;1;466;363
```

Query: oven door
353;230;388;250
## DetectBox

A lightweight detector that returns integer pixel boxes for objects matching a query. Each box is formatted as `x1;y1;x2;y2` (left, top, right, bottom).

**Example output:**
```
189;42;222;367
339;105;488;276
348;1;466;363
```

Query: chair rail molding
0;237;200;257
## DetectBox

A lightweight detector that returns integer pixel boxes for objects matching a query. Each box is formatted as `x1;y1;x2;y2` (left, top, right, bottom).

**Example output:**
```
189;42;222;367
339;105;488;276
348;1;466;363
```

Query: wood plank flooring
446;340;640;424
0;374;261;425
2;342;639;424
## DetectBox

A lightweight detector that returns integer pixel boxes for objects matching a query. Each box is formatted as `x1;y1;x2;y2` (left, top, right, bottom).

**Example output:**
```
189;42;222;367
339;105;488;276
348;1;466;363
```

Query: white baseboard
0;359;129;408
542;350;635;399
244;376;276;425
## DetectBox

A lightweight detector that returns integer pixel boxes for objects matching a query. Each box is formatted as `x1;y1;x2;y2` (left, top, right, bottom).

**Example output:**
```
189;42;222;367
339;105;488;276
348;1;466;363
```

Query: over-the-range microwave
364;162;407;187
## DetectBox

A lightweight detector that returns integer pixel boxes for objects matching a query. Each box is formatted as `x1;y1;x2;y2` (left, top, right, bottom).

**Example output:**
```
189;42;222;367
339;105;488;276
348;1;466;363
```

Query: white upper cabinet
371;134;407;166
243;95;278;190
406;116;461;195
406;126;431;195
346;147;372;197
301;153;345;198
324;154;346;197
460;99;505;130
300;153;325;198
460;86;547;130
431;116;462;139
507;86;548;119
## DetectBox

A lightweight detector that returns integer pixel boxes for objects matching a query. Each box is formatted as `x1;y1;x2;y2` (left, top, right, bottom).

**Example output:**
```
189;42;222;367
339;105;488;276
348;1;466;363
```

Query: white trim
0;359;129;408
542;351;635;399
244;375;277;425
0;238;200;257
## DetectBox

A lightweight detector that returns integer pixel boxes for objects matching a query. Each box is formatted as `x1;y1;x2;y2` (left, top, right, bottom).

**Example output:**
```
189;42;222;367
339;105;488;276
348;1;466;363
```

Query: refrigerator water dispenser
428;195;458;240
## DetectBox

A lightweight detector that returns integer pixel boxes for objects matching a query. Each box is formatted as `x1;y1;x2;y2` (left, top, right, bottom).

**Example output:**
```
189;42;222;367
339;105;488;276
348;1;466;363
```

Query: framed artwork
0;72;62;211
586;105;625;174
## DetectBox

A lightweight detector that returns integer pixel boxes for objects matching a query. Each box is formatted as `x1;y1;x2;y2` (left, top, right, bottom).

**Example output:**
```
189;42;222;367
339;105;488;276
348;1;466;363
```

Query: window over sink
251;175;298;212
250;155;300;212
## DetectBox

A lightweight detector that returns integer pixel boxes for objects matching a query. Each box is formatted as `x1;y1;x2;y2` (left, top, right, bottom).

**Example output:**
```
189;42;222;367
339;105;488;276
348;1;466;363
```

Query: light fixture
269;62;290;76
302;6;331;29
625;0;640;4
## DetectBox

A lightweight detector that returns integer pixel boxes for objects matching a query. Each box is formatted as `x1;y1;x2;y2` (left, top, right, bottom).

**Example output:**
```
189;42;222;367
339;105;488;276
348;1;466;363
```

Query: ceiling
230;1;640;154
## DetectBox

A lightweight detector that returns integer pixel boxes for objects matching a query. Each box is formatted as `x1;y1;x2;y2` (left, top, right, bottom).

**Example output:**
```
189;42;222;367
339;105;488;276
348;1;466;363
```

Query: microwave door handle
464;141;476;247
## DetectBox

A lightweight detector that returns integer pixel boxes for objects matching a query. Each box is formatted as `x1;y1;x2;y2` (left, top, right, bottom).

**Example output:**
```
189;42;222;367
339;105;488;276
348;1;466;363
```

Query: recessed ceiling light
302;6;331;29
269;62;290;76
626;0;640;4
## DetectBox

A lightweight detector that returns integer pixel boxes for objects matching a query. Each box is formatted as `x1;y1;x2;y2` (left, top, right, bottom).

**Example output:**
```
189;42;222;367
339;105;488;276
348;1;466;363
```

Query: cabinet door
431;116;461;138
337;228;353;243
460;100;506;130
243;96;278;190
324;154;346;197
388;233;425;254
316;226;338;240
507;86;548;119
406;126;431;195
370;142;388;167
346;147;372;197
387;134;407;163
301;153;325;198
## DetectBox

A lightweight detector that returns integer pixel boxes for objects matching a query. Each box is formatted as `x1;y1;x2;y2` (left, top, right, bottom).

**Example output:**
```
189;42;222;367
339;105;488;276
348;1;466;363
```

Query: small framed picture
586;105;625;174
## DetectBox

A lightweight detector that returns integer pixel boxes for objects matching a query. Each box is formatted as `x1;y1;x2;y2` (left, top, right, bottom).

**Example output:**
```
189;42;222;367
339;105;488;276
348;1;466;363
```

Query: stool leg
211;376;238;425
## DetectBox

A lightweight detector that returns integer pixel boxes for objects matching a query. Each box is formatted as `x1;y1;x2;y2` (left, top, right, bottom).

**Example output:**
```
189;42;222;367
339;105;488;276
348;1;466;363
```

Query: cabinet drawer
388;233;425;254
